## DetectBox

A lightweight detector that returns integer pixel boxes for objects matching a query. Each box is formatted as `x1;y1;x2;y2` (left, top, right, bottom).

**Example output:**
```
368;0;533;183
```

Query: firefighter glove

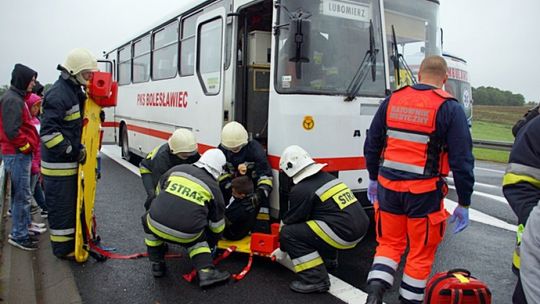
77;144;87;164
450;205;469;234
368;179;378;204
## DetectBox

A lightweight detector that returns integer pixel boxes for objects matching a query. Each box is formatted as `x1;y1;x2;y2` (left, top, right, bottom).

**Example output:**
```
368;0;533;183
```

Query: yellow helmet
221;121;248;150
61;48;98;83
168;128;198;154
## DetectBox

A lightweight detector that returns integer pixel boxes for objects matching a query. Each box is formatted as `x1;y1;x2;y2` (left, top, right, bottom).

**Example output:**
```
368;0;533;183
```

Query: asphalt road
71;147;517;303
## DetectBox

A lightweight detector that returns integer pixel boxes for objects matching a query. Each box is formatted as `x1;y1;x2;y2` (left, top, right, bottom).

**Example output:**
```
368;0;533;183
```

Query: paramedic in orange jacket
363;55;475;304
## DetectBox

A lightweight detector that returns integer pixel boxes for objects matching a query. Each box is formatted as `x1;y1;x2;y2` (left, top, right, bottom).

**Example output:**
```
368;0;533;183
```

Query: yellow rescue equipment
74;72;117;262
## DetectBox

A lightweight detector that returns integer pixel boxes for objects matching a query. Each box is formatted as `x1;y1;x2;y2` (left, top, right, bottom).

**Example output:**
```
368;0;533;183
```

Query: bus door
97;60;117;144
194;6;227;146
233;0;273;148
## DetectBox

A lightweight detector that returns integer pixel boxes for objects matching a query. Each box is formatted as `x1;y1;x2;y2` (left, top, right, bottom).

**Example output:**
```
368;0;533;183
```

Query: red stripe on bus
102;121;119;128
124;123;366;171
125;124;215;152
267;155;366;171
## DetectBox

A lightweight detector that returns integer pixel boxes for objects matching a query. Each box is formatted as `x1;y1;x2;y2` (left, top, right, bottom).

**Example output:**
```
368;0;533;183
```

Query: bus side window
118;45;131;85
197;18;223;95
133;35;151;83
180;13;199;76
152;20;179;80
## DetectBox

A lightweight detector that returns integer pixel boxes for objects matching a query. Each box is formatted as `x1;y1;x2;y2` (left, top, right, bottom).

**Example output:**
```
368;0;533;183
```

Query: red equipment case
424;269;491;304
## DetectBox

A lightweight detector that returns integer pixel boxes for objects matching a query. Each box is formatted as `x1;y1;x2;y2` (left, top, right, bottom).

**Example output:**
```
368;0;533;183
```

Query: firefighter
363;55;474;304
139;128;200;210
40;48;98;258
502;115;540;304
274;145;369;293
218;121;273;233
142;148;230;288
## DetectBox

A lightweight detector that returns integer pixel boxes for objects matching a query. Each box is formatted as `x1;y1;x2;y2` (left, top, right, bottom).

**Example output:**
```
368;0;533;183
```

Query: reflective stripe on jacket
40;76;86;165
283;171;369;246
149;164;225;237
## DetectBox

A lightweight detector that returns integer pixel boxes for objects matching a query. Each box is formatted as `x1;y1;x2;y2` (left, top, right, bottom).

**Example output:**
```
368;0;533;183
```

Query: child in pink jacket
25;94;48;220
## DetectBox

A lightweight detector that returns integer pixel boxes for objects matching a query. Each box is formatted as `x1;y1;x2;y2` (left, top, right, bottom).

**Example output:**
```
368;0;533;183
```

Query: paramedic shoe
365;280;387;304
289;279;330;294
198;268;230;288
152;262;166;278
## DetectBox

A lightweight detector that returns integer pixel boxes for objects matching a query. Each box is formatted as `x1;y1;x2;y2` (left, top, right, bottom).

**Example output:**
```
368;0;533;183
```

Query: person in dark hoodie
0;63;39;251
40;48;98;258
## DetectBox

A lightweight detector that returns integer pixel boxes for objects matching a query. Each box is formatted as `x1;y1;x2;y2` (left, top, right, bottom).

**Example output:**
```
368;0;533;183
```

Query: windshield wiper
345;20;379;102
391;25;417;88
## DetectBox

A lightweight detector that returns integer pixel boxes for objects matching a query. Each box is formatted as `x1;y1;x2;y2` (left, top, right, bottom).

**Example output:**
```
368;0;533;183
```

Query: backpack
512;105;540;137
424;269;491;304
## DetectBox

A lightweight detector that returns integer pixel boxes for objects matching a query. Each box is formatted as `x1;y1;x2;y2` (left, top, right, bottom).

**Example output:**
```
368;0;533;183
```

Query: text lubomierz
137;91;188;108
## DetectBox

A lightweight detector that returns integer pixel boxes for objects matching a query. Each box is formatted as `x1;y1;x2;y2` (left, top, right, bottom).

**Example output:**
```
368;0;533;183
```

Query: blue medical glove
450;205;469;234
367;180;378;204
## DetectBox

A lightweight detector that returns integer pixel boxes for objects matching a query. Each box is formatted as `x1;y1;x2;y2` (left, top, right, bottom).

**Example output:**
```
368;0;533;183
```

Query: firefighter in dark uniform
218;121;273;233
139;128;200;210
40;48;98;258
142;148;230;288
363;55;474;304
274;145;369;293
502;115;540;304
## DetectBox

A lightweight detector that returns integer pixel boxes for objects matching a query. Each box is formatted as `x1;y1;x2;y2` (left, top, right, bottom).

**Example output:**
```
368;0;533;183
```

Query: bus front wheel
121;125;131;162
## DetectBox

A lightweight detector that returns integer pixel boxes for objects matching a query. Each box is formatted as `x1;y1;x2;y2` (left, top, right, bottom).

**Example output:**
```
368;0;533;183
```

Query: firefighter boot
365;280;387;304
289;278;330;294
198;267;231;288
152;261;166;278
290;264;331;293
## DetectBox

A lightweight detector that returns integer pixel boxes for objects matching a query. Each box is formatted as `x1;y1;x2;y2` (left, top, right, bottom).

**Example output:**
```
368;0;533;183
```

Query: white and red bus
102;0;442;217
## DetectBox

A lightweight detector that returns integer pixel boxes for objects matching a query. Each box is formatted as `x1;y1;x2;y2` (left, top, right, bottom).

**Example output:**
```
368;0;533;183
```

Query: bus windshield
275;0;386;97
384;0;441;90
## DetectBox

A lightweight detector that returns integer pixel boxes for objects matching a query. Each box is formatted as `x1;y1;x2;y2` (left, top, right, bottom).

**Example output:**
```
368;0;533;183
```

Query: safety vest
381;86;451;179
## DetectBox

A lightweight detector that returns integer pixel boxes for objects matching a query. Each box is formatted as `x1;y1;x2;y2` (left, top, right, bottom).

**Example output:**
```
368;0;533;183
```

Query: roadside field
470;105;532;162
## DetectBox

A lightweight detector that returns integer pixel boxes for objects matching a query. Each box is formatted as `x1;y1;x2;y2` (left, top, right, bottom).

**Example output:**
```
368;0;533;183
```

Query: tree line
472;86;526;106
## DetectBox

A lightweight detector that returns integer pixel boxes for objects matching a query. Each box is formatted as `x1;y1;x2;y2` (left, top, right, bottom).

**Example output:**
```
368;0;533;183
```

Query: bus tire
121;125;131;162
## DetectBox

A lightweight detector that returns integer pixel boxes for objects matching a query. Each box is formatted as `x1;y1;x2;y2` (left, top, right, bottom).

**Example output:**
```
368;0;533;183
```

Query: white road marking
474;167;506;174
447;185;508;205
447;177;501;190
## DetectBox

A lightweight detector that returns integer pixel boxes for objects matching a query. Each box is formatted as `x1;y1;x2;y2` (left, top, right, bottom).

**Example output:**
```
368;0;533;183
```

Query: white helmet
221;121;248;151
195;149;226;179
168;128;198;154
61;48;98;85
279;145;326;184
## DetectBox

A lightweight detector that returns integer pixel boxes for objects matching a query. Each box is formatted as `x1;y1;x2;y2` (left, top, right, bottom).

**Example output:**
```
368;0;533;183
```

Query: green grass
471;121;513;142
469;105;525;163
473;147;510;163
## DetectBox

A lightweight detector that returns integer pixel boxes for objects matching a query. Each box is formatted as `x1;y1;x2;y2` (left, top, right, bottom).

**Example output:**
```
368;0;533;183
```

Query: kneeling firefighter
275;145;369;293
139;128;200;210
142;149;230;288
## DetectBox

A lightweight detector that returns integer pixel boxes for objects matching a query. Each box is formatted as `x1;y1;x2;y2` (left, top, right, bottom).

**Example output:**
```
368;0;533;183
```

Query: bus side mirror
287;17;311;63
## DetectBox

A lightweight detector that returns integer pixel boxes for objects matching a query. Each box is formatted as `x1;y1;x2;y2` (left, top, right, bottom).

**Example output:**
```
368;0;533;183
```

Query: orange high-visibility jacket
381;86;451;182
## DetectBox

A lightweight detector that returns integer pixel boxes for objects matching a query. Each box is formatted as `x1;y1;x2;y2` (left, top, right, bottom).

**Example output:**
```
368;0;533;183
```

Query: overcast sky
1;0;539;102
